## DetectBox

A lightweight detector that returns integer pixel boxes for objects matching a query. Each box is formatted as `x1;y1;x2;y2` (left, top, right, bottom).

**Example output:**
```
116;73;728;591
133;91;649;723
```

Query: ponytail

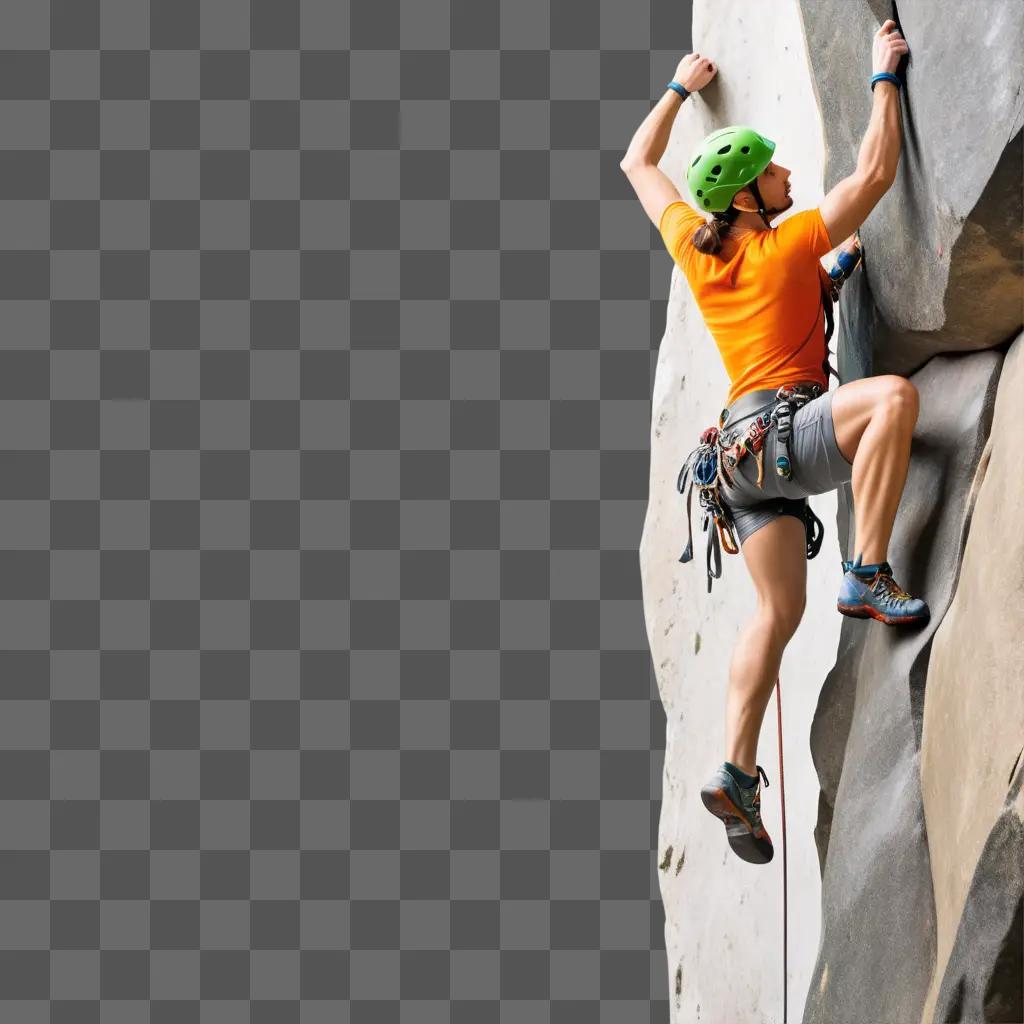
691;204;741;256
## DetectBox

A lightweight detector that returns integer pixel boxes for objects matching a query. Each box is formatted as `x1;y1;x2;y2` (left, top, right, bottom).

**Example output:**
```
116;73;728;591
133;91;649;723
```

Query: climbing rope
775;674;789;1023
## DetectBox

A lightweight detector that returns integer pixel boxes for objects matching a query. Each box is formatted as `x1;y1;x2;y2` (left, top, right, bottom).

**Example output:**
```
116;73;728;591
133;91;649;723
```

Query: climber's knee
754;592;804;645
877;375;919;426
759;608;802;649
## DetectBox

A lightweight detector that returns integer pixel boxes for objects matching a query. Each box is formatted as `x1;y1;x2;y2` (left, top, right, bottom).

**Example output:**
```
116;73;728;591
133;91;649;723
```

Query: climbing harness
675;380;827;593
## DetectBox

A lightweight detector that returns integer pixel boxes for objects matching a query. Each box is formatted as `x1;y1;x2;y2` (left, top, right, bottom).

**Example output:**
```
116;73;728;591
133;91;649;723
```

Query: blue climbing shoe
700;762;774;864
837;553;930;626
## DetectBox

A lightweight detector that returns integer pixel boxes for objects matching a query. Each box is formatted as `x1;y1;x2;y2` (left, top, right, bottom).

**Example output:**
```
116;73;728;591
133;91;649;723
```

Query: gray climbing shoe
837;554;930;626
700;762;774;864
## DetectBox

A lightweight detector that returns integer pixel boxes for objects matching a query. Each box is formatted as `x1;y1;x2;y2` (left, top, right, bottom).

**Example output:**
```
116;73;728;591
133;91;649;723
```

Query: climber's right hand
872;19;909;76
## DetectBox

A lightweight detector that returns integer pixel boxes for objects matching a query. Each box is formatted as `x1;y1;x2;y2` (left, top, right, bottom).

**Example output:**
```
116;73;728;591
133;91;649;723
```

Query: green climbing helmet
686;125;776;214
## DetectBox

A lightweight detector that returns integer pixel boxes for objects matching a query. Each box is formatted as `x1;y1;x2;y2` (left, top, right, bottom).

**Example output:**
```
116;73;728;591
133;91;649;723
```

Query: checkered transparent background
0;0;689;1020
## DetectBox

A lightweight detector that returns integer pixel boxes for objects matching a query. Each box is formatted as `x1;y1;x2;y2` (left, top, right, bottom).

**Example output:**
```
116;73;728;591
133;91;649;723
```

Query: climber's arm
820;21;906;247
620;52;717;227
619;84;691;228
819;173;888;252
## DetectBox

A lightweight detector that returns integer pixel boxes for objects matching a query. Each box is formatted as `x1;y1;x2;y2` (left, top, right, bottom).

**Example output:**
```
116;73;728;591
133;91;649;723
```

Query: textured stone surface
932;781;1024;1022
798;4;1024;1022
801;1;1024;375
805;349;1004;1024
919;331;1024;1024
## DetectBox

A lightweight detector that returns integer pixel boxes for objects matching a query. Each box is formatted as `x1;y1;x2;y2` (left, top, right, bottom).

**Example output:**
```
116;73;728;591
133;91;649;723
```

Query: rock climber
620;21;919;863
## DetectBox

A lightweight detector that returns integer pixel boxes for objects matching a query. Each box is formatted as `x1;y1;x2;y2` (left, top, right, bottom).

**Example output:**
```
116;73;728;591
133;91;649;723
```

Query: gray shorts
717;387;854;547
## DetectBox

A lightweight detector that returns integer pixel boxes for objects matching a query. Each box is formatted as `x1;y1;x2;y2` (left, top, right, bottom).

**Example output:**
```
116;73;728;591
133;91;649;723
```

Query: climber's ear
730;183;755;214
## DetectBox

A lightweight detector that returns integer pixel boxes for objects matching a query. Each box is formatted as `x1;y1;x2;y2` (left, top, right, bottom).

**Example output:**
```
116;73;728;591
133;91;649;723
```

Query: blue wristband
870;72;902;91
666;81;690;100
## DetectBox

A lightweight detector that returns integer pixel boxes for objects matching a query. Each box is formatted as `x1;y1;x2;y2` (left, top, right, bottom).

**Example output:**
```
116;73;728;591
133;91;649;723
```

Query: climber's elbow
861;169;894;195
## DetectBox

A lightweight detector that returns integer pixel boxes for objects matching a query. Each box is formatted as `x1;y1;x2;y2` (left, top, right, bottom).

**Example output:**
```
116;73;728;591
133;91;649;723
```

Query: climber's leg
830;375;930;624
829;375;919;564
723;512;807;777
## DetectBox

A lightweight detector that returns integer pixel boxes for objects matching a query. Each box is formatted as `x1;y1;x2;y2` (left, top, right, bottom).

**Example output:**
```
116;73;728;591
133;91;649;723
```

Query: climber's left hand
673;52;717;93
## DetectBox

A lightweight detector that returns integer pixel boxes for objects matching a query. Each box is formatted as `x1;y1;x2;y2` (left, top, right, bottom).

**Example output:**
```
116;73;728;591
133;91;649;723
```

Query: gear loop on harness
677;378;825;593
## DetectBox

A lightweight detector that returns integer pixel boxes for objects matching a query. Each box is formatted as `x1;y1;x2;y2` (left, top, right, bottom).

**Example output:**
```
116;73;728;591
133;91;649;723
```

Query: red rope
775;674;789;1023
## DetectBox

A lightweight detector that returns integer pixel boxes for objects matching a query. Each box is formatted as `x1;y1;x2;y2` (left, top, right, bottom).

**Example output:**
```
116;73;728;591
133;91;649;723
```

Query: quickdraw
676;424;738;593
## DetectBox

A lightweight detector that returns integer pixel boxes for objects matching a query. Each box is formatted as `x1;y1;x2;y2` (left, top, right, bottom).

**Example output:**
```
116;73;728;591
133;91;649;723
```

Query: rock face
805;347;1005;1024
641;2;1024;1022
919;335;1024;1022
800;1;1024;1021
802;1;1023;375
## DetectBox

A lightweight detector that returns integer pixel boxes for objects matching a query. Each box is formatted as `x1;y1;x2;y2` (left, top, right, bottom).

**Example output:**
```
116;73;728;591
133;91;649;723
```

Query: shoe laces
872;570;913;605
742;766;770;814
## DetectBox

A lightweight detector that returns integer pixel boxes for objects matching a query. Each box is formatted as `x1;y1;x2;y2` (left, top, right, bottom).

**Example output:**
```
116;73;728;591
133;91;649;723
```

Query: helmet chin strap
747;179;777;229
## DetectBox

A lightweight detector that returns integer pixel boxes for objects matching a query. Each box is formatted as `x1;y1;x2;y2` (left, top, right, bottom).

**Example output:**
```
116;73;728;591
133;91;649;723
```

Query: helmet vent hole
711;164;722;175
741;146;750;154
703;199;710;208
705;176;717;183
696;189;703;197
717;145;731;154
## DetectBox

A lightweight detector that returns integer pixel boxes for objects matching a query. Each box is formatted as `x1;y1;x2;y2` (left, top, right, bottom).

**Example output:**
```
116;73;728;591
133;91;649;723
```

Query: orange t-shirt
658;199;836;406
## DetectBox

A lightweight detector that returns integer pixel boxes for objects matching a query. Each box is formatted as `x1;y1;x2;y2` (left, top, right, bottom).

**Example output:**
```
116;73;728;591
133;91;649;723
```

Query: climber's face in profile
760;161;794;216
736;160;794;220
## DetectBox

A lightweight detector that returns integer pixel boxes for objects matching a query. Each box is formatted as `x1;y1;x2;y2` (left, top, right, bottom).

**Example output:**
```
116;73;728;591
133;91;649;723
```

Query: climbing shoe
700;761;774;864
837;552;930;626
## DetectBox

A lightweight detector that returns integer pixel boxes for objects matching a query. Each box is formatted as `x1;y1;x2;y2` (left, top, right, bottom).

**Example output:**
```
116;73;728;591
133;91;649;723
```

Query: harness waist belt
721;381;823;430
